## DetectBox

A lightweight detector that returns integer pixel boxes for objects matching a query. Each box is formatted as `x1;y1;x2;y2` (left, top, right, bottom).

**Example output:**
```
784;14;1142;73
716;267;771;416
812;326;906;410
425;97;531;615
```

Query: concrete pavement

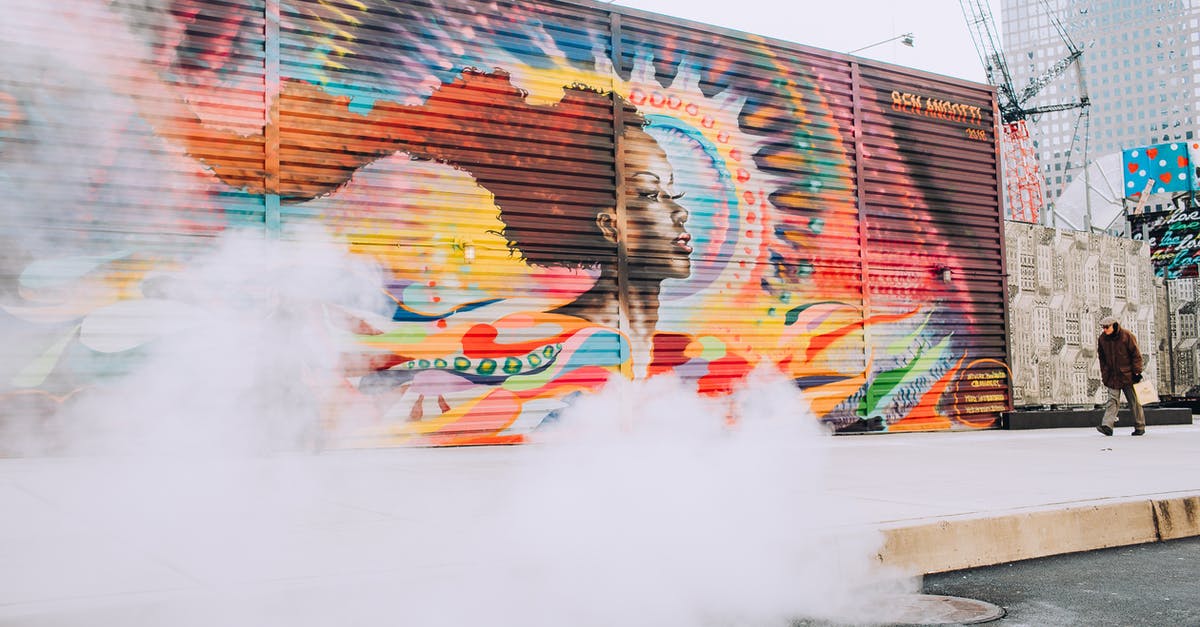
843;422;1200;573
1;419;1198;624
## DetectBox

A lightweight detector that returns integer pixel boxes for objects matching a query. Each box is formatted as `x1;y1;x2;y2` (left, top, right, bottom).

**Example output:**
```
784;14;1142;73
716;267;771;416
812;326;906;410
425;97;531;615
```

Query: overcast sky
613;0;1005;84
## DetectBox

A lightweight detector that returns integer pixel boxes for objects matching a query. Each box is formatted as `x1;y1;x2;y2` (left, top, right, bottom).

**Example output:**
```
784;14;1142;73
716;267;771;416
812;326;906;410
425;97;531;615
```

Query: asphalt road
922;537;1200;626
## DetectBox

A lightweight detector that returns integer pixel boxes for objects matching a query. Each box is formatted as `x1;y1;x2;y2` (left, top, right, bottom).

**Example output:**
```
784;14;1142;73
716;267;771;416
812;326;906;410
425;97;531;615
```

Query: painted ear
596;209;618;244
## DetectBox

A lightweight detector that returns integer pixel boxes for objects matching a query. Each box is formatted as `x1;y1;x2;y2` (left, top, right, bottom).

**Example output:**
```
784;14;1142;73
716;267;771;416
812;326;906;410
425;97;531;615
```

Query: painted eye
638;190;685;202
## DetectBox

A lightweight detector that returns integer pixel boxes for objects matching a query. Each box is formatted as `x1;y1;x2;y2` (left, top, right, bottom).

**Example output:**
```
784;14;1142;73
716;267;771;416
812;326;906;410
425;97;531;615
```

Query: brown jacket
1097;325;1143;389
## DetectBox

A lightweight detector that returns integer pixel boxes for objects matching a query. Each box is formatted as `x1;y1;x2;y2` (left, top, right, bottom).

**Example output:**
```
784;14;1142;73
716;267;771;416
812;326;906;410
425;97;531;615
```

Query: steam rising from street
0;3;914;624
2;309;915;625
1;228;915;624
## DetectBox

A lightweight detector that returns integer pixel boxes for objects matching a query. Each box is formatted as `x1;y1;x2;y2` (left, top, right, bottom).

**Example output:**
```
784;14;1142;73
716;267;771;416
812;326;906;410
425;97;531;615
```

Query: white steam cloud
3;337;916;625
1;2;916;625
57;229;388;456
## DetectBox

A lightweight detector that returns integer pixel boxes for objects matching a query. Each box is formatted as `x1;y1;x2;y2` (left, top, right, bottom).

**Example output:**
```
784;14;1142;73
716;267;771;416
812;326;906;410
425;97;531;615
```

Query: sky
612;0;1005;84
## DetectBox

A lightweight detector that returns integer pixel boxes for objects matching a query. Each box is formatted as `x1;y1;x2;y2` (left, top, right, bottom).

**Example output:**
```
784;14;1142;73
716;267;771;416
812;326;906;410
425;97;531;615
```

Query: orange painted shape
806;309;920;362
887;355;965;431
461;324;544;359
696;355;753;397
423;388;523;446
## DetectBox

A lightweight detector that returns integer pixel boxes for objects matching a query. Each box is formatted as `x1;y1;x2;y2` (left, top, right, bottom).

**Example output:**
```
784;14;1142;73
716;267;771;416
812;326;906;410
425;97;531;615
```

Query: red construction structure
1000;120;1044;223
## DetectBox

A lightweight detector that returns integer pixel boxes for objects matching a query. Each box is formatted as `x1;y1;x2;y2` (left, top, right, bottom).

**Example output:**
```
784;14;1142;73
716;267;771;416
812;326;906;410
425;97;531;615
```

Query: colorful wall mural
0;0;1009;449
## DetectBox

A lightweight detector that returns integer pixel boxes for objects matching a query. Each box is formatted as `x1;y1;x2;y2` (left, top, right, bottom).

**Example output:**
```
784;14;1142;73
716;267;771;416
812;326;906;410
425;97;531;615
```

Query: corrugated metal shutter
612;15;870;415
1;0;1011;451
608;13;1009;431
855;64;1009;429
1;2;268;453
274;0;624;444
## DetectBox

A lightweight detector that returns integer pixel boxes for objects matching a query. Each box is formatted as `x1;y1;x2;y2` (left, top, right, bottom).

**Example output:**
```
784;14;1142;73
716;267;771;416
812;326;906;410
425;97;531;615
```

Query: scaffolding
1000;120;1043;223
960;0;1088;226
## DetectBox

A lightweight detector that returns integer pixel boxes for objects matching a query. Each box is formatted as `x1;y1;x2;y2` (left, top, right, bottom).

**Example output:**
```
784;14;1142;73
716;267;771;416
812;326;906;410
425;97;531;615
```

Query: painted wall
1161;278;1200;396
1005;221;1158;407
1130;207;1200;279
0;0;1009;448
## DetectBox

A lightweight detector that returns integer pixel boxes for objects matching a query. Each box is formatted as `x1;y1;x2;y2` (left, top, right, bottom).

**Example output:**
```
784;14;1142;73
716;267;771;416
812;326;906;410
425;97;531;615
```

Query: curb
876;493;1200;575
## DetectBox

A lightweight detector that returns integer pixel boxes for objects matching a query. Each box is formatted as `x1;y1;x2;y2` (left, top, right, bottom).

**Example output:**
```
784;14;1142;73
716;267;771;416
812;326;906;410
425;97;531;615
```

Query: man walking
1096;316;1145;436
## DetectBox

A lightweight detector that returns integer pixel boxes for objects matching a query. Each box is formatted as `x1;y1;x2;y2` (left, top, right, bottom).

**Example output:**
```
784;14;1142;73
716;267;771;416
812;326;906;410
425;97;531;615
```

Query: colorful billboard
1122;142;1200;277
1122;142;1192;197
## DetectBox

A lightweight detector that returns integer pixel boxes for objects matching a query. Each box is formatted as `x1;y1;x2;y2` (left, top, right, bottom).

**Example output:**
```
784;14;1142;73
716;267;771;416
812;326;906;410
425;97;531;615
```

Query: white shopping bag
1133;378;1159;405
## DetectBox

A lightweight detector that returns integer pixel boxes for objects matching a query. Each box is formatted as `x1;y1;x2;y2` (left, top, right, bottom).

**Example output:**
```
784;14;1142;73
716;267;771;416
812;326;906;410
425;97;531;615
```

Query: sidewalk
1;420;1198;624
828;421;1200;573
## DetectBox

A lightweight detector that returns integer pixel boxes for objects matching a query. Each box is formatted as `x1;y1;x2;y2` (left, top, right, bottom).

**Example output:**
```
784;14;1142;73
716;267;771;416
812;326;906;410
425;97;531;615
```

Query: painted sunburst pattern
618;54;777;330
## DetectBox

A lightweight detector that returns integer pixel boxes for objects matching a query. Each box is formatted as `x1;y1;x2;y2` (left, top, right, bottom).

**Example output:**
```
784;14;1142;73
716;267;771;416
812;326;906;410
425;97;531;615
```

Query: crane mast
959;0;1090;225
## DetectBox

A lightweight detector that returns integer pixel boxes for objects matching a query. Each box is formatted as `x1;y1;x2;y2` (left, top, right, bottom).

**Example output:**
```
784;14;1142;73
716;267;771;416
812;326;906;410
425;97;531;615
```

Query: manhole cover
869;593;1005;625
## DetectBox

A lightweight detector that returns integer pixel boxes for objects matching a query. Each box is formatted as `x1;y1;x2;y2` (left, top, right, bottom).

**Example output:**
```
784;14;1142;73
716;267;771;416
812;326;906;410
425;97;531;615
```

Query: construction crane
959;0;1090;225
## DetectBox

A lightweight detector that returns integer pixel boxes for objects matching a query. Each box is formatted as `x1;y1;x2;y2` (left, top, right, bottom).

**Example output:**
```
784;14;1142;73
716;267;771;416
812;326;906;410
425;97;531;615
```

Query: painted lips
674;232;693;254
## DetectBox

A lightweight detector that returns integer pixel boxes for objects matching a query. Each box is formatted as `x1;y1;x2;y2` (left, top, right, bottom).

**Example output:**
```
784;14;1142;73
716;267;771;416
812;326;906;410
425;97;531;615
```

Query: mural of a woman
152;68;692;378
145;67;702;437
360;70;693;377
343;72;697;430
485;99;693;374
0;0;1007;441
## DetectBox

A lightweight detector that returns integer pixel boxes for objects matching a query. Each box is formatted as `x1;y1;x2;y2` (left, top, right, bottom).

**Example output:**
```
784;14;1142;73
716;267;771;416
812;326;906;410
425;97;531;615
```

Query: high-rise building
1001;0;1200;227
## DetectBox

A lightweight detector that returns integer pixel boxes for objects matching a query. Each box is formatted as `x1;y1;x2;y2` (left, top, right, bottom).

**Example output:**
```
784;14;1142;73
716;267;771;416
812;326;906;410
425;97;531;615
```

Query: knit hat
1099;316;1118;328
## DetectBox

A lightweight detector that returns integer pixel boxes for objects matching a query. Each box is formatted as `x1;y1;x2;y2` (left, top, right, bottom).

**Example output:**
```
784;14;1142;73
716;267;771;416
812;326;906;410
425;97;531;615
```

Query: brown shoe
1097;425;1113;436
1132;429;1145;436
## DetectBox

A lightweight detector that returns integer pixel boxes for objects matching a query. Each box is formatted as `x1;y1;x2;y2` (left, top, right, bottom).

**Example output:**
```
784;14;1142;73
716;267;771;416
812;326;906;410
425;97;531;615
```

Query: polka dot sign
1123;142;1191;196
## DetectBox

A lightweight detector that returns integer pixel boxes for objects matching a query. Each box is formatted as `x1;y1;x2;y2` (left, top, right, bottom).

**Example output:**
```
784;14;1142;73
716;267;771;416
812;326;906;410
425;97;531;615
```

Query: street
922;536;1200;626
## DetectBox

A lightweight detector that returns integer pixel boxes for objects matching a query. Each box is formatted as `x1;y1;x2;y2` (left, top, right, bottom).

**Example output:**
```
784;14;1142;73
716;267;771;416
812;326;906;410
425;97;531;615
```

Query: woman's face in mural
617;125;691;280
